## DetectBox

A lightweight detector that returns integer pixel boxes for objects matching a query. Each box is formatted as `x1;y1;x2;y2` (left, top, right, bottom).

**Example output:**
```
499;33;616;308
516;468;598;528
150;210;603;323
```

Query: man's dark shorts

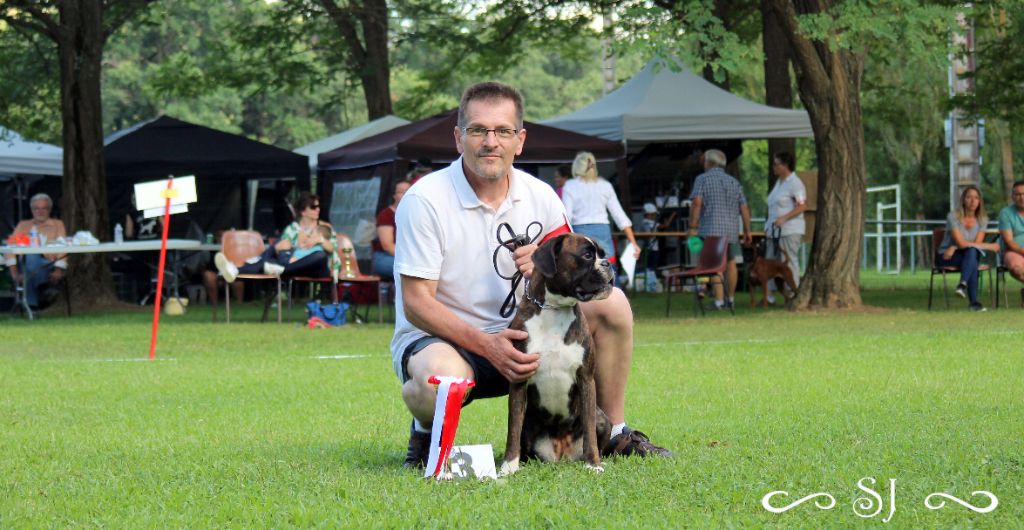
400;336;509;405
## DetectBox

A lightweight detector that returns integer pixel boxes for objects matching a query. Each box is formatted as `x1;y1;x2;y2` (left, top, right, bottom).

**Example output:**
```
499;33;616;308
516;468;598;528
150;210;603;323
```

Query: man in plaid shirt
687;149;752;309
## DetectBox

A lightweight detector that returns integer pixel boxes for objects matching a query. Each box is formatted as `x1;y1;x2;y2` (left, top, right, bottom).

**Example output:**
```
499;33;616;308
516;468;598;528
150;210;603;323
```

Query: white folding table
1;239;202;320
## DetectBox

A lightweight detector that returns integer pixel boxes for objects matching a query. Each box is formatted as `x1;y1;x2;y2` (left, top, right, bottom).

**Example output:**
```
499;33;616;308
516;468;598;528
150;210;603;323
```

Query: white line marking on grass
312;354;371;360
88;358;179;362
638;338;779;348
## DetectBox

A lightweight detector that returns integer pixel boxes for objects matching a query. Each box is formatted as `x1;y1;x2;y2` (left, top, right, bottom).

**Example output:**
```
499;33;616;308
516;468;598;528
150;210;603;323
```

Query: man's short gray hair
30;193;53;207
704;149;727;168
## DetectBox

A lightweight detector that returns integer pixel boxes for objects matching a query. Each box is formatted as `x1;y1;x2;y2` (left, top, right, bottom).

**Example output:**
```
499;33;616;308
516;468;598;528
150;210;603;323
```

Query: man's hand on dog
513;243;538;279
482;329;539;383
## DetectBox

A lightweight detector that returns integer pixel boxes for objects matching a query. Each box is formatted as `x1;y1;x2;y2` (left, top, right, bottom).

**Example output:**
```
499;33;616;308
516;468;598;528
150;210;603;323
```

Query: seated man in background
999;180;1024;299
5;193;67;308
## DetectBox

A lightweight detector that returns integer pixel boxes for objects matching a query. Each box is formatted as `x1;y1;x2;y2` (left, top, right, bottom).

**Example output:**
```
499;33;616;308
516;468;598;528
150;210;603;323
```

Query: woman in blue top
936;185;1000;311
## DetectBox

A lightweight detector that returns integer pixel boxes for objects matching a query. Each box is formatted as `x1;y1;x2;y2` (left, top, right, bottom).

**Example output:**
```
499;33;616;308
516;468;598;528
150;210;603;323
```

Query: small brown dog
748;243;798;307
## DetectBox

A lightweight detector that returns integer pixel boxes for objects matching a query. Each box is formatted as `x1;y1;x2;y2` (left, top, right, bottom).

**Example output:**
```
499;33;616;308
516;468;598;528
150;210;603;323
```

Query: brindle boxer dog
499;233;613;476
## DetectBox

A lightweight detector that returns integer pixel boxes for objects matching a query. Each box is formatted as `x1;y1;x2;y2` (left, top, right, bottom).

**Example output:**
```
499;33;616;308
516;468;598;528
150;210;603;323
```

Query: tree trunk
57;0;116;304
762;0;795;189
319;0;392;120
769;0;865;310
358;0;392;120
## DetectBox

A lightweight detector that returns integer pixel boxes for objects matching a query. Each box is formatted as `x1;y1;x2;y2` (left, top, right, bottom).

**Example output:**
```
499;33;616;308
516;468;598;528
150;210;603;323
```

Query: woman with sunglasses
215;192;336;282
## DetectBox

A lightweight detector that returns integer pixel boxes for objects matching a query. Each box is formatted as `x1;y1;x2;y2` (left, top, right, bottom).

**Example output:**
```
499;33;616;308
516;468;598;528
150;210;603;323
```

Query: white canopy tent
542;58;813;150
0;127;62;176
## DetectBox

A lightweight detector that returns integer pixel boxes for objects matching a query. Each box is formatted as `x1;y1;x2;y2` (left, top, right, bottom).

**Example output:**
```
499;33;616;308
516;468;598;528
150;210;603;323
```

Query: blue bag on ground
307;300;349;326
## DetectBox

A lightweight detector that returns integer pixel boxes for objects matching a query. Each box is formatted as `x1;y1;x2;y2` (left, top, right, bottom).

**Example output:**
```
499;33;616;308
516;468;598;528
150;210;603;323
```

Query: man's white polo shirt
390;157;569;379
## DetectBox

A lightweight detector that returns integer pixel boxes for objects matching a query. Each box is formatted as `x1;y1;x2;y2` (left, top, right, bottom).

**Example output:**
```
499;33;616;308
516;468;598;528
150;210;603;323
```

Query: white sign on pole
134;176;197;218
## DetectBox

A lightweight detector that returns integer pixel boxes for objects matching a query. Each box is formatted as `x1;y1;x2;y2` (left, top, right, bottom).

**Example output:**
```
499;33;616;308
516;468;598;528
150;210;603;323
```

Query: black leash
492;221;542;318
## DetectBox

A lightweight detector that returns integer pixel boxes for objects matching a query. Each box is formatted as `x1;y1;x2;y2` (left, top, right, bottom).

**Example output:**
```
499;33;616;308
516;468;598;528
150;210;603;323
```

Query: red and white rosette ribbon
424;375;475;479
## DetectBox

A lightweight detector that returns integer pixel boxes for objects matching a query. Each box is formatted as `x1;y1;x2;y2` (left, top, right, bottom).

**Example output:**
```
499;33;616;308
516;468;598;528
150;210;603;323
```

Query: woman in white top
561;151;640;263
765;151;806;302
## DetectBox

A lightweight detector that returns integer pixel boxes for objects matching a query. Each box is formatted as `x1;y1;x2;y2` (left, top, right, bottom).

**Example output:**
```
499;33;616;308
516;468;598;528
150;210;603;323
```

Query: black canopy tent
105;116;308;237
317;109;627;256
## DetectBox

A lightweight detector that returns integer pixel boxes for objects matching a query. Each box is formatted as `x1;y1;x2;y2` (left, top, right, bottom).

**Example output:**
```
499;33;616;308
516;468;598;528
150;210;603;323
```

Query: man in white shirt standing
765;151;807;303
393;82;672;468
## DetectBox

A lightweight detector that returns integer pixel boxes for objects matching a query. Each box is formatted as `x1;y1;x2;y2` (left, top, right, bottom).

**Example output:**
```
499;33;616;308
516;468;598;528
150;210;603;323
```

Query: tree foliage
950;3;1024;131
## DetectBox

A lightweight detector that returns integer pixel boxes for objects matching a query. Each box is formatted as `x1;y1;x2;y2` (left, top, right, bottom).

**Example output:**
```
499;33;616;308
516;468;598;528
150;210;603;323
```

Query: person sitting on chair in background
764;151;807;304
5;193;67;309
938;185;1000;312
687;149;752;310
214;192;336;282
998;180;1024;302
372;180;411;279
561;151;641;265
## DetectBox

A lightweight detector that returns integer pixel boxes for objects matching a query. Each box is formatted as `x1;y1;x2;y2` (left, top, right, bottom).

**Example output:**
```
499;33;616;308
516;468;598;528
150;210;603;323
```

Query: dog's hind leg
500;382;528;476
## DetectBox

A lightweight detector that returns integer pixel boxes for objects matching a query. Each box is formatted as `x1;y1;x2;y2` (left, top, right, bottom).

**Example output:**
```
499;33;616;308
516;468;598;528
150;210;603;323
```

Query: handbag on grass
306;300;349;326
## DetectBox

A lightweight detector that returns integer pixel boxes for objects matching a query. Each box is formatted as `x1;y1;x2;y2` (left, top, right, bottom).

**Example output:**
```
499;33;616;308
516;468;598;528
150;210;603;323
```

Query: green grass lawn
1;271;1022;528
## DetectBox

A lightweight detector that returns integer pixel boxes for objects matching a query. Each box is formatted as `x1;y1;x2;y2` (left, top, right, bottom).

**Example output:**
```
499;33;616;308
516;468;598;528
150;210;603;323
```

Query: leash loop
492;221;542;318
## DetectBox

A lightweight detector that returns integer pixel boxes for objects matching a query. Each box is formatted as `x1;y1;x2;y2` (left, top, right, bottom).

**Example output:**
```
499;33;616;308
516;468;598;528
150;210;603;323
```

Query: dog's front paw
498;460;520;477
585;463;605;473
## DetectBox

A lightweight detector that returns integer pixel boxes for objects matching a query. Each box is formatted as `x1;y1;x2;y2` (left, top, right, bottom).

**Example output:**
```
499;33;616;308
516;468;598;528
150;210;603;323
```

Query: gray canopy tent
542;57;813;149
543;58;814;208
0;128;63;236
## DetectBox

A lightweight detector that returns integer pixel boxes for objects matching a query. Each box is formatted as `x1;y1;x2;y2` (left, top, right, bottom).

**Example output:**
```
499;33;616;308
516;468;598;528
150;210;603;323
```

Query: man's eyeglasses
310;204;320;208
461;127;519;140
31;206;50;211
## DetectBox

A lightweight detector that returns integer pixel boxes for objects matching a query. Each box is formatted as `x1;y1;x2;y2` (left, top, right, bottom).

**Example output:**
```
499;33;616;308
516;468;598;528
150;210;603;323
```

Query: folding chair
663;236;731;317
220;230;281;323
377;278;395;323
9;255;71;318
288;256;339;320
993;236;1021;309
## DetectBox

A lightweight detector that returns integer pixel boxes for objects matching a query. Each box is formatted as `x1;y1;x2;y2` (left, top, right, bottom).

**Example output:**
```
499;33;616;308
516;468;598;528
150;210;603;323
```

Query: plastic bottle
29;226;38;247
114;223;124;244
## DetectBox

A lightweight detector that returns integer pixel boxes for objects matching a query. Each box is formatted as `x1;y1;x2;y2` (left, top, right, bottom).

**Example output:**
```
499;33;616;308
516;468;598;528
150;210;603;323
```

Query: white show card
134;176;197;218
448;445;497;480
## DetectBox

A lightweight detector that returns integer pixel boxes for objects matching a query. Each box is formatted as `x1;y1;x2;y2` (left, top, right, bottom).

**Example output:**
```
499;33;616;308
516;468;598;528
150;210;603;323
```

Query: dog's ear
532;235;564;278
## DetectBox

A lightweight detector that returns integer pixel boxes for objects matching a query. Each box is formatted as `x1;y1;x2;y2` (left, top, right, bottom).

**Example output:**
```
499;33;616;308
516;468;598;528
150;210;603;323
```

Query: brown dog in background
748;242;798;307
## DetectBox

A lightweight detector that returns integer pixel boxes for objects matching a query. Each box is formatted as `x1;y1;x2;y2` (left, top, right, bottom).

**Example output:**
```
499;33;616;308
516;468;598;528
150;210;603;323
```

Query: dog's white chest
523;310;585;419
